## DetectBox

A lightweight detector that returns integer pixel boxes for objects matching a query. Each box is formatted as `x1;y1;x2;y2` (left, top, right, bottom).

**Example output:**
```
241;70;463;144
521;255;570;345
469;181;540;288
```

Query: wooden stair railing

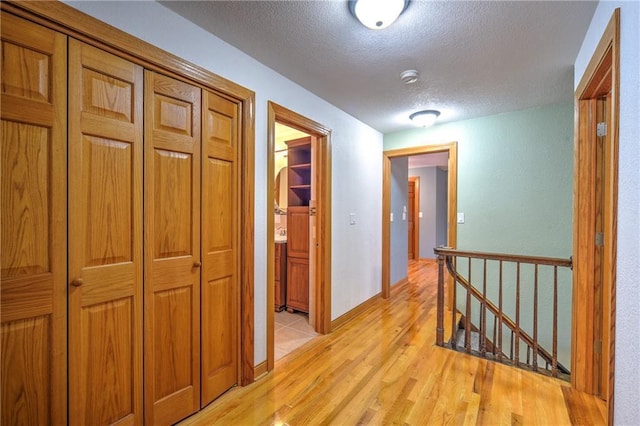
434;247;572;379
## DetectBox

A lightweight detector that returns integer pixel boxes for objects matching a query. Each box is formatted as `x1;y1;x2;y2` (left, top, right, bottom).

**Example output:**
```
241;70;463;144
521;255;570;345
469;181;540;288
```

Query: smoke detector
400;69;419;84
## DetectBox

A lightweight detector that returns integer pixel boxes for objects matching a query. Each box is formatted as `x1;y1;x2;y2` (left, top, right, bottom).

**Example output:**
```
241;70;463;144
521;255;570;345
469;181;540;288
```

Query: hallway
181;259;606;425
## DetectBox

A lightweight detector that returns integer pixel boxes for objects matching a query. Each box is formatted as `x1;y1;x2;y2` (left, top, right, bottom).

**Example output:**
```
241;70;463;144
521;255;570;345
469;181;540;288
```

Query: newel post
436;253;445;346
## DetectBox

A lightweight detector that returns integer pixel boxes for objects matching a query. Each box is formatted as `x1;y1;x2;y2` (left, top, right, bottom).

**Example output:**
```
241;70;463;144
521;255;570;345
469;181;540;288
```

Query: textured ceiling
160;1;597;134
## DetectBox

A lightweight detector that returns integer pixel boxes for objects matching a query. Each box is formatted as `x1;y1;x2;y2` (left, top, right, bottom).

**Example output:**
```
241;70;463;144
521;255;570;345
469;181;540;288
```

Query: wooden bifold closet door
68;39;144;425
2;10;242;424
201;90;240;406
1;13;68;425
144;71;202;425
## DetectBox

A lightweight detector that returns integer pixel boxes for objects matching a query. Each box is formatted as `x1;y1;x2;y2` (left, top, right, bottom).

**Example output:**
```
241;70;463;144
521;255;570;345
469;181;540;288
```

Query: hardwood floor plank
180;260;606;426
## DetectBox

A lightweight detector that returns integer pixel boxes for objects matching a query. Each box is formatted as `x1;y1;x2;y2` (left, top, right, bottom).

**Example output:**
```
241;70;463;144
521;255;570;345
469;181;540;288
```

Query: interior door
1;14;67;425
68;39;144;425
201;90;240;405
144;71;201;425
408;179;416;259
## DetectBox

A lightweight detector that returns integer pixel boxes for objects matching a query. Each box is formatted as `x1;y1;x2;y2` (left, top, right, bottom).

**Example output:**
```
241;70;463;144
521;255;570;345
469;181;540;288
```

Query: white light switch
402;212;407;221
349;213;356;225
419;212;423;218
457;212;465;224
390;212;394;222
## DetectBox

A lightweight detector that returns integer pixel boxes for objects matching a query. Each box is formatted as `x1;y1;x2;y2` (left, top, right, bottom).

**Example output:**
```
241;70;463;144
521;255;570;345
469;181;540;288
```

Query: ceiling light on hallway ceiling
400;69;419;84
349;0;410;30
410;110;440;127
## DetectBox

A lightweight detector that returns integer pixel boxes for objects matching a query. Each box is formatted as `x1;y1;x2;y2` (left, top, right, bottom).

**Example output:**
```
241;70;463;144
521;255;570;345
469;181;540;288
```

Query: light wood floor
181;260;606;425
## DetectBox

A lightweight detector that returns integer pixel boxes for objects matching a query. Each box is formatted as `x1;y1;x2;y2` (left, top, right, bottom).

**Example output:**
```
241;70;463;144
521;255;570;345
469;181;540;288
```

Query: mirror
274;166;288;214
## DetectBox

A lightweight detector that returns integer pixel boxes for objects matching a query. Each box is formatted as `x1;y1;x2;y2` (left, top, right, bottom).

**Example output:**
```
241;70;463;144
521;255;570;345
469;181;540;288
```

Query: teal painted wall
385;102;575;367
386;102;574;257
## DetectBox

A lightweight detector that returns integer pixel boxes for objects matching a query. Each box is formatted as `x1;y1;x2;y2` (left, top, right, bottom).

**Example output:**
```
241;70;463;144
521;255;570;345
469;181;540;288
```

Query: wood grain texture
144;71;201;425
68;39;143;426
201;90;240;406
573;10;620;423
274;243;287;311
408;177;419;260
286;257;310;313
178;261;606;426
286;207;310;314
1;13;67;425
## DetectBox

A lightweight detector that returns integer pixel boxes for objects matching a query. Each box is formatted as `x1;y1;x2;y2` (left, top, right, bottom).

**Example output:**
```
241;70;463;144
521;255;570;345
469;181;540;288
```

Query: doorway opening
573;9;619;424
382;143;458;302
267;102;332;371
407;153;449;264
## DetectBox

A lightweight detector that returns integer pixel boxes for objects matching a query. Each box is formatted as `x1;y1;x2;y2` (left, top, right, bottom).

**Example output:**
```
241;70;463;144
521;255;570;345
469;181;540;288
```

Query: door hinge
594;339;602;355
596;122;607;137
595;232;604;247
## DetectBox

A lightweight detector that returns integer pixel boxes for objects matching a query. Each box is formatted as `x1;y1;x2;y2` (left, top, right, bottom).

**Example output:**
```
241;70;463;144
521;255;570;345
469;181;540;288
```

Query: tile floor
274;310;319;360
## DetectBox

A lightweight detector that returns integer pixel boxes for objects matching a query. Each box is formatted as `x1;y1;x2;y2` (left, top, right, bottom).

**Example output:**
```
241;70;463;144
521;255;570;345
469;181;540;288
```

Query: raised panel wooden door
287;257;310;313
145;71;201;425
1;14;67;425
287;207;309;259
408;180;416;259
68;39;143;426
201;90;240;406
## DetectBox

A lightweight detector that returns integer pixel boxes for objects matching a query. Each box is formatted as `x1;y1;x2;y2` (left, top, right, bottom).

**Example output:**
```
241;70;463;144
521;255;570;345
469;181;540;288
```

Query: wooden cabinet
275;243;287;311
285;137;311;313
1;10;241;424
287;137;312;207
287;256;310;313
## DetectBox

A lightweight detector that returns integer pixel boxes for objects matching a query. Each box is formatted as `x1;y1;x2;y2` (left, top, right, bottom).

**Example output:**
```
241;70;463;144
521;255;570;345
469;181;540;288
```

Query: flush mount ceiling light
349;0;410;30
410;110;441;127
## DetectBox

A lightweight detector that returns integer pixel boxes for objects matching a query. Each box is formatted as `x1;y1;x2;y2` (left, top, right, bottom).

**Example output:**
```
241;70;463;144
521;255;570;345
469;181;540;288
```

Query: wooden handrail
434;247;572;267
434;247;571;377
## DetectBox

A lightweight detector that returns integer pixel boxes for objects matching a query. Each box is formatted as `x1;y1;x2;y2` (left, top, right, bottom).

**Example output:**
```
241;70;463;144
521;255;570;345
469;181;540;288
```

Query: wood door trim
573;9;619;424
1;2;253;101
408;177;420;260
267;101;332;372
2;0;256;386
382;143;458;300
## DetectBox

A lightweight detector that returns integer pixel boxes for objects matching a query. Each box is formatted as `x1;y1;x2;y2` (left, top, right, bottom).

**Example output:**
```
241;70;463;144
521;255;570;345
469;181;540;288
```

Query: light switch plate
457;212;465;224
390;212;394;222
419;212;423;218
349;213;356;225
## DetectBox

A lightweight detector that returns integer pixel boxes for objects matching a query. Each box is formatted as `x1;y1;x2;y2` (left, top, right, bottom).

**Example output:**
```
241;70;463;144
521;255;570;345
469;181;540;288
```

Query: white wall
575;2;640;423
66;1;384;364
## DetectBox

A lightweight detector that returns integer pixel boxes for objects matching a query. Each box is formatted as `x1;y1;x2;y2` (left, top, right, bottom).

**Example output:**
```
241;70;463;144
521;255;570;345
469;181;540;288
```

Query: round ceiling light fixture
349;0;410;30
400;69;419;84
410;110;441;127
